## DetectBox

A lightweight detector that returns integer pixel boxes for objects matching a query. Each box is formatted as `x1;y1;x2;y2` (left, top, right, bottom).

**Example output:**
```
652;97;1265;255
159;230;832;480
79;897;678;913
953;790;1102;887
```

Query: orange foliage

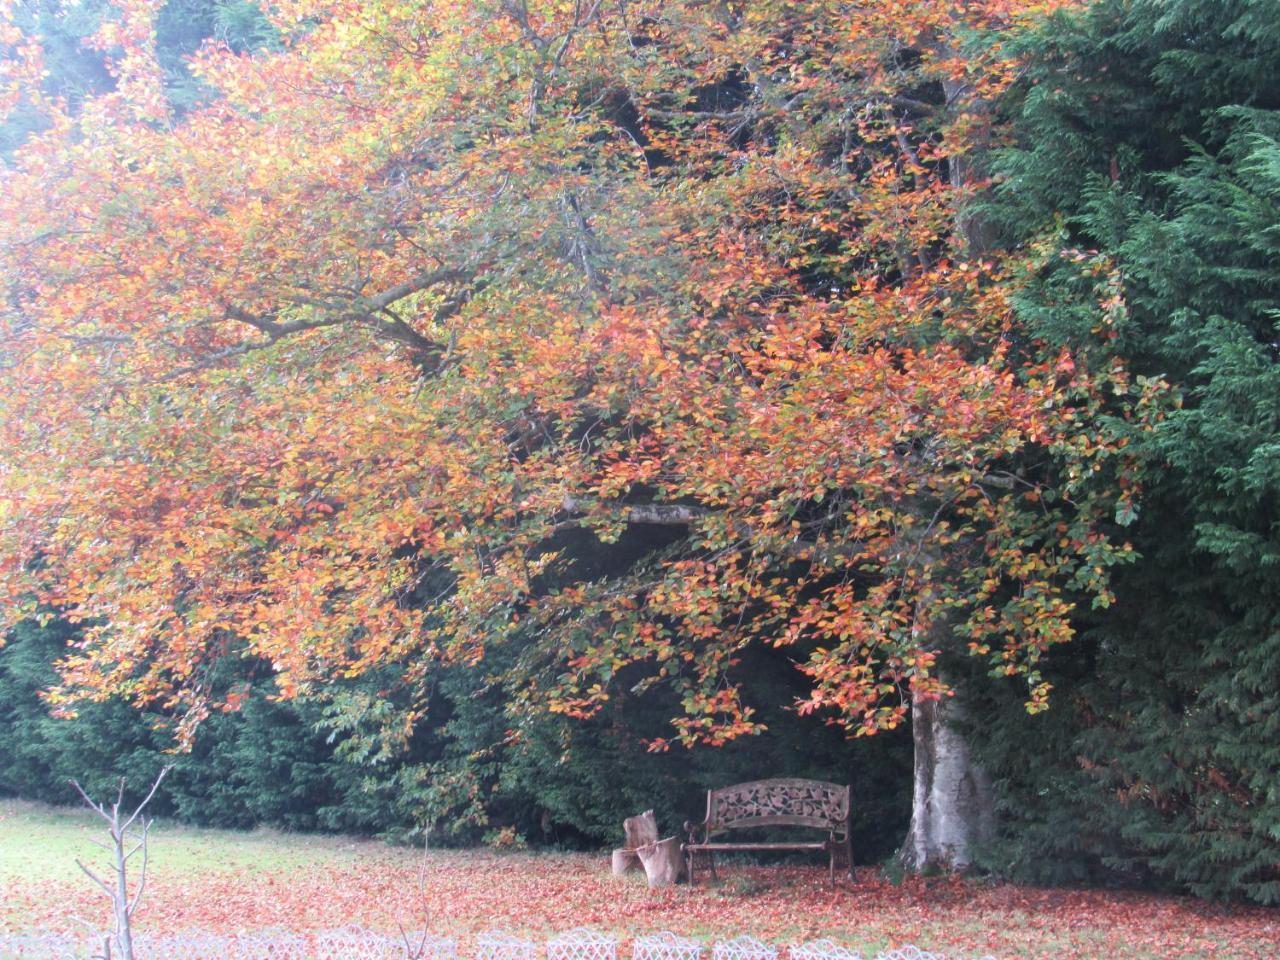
0;0;1140;740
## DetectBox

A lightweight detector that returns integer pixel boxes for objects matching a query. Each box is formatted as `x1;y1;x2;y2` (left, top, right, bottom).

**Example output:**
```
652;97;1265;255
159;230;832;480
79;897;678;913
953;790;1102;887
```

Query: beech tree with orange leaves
0;0;1144;869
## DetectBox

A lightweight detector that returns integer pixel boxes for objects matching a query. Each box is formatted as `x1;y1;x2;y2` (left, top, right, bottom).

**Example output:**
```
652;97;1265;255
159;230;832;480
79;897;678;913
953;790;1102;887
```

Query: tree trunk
898;684;995;872
890;52;1000;877
941;76;999;257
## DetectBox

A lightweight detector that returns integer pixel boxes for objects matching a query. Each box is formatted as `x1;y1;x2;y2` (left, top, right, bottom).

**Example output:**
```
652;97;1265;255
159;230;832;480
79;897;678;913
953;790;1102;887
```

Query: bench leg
684;847;716;885
828;836;853;885
836;835;853;882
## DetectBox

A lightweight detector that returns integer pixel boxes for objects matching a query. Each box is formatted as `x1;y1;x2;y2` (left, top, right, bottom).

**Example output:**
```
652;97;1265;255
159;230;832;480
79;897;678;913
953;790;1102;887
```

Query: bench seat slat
685;842;828;851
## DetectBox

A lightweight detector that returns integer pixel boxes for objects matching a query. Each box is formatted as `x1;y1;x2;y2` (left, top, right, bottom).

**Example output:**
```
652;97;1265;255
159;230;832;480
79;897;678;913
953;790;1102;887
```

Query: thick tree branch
559;495;706;526
222;265;472;354
555;495;864;565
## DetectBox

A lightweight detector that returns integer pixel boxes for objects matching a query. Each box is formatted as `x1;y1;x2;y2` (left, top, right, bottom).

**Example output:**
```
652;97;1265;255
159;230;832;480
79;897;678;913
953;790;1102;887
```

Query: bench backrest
704;778;850;834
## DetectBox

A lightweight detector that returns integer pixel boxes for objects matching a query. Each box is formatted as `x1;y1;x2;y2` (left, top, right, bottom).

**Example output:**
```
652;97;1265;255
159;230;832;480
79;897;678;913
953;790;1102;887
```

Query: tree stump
623;809;659;849
611;847;641;876
612;809;660;877
636;836;684;887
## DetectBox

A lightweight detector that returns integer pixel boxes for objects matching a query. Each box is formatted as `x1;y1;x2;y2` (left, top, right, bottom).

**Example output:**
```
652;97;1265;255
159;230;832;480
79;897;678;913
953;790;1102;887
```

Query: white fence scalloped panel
632;931;703;960
789;940;862;960
546;928;617;960
712;936;778;960
0;933;85;960
133;931;235;960
476;930;539;960
397;932;460;960
235;930;310;960
310;926;402;960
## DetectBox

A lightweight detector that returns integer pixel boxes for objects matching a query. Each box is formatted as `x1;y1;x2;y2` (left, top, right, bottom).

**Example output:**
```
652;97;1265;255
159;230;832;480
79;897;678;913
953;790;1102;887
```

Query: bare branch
69;780;109;821
69;765;171;960
120;765;171;833
75;858;115;899
126;819;151;916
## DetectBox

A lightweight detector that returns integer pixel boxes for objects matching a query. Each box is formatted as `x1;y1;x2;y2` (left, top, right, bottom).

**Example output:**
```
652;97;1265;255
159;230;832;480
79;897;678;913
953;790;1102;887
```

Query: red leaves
3;822;1276;959
0;0;1146;745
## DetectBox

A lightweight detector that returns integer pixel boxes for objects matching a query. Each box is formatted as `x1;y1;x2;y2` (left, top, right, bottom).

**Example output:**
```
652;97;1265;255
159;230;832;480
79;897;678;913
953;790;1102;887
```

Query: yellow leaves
0;0;1127;743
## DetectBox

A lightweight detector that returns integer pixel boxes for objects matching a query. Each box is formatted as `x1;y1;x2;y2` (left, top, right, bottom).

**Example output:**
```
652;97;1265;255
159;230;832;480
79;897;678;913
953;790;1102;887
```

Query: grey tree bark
897;677;995;872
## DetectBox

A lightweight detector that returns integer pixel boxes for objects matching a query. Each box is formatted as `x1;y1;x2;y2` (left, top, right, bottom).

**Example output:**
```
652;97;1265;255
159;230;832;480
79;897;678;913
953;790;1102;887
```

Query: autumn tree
0;0;1139;869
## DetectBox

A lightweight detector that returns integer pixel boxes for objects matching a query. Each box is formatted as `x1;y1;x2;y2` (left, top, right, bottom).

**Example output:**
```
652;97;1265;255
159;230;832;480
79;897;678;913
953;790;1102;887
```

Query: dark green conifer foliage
0;617;393;830
1;613;912;858
400;640;911;853
972;0;1280;904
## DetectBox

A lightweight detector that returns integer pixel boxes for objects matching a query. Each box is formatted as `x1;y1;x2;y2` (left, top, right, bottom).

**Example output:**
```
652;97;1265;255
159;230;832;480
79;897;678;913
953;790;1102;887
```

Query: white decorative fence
632;932;701;960
476;932;539;960
0;930;996;960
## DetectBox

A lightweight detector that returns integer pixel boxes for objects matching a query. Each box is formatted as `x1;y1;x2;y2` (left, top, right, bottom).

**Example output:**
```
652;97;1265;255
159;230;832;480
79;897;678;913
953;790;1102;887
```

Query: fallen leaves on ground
8;844;1277;960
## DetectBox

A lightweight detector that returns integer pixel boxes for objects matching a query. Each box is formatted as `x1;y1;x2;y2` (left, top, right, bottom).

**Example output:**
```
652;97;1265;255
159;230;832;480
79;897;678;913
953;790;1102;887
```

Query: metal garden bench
682;777;853;885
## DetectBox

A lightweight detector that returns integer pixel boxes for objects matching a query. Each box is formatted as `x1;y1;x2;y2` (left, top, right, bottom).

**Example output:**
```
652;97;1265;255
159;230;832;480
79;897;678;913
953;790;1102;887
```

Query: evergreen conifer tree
972;0;1280;904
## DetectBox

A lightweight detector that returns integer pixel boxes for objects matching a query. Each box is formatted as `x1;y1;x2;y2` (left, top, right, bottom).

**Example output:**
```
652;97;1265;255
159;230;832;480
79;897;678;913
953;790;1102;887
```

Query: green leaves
972;0;1280;904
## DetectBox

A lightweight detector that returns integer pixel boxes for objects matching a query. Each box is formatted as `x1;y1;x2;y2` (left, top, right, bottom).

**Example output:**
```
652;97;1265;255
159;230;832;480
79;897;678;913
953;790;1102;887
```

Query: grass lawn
1;799;1275;959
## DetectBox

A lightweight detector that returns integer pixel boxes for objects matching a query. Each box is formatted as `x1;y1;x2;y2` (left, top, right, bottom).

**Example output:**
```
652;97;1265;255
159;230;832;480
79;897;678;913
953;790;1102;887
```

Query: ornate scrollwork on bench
708;779;850;832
